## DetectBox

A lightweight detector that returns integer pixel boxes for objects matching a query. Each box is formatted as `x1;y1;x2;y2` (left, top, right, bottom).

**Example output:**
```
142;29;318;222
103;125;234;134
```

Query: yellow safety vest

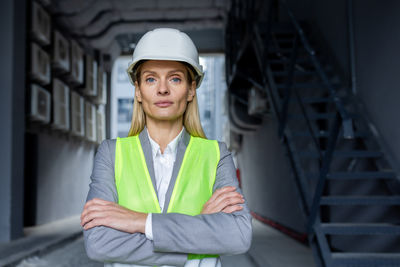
115;134;220;260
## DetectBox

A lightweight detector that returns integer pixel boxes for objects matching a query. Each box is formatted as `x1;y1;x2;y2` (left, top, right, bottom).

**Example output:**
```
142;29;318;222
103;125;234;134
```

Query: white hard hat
127;28;204;88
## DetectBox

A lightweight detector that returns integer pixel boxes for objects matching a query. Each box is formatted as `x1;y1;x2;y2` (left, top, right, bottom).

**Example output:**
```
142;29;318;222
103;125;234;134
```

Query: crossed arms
81;139;252;266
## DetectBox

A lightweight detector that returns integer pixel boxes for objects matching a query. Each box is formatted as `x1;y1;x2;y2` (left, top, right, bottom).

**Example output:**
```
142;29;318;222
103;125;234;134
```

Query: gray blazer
83;128;252;266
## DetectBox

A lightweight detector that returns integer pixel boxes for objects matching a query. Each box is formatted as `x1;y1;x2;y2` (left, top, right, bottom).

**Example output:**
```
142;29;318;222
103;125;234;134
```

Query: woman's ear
134;81;142;102
187;81;196;102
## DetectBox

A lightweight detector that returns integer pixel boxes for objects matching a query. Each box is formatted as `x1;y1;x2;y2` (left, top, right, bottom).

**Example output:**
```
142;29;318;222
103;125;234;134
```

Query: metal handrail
281;0;354;139
276;35;323;158
308;114;342;233
274;0;355;230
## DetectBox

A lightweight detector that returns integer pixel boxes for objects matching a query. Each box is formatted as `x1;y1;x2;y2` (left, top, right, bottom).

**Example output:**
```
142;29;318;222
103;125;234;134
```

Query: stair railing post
278;34;298;137
307;113;342;234
280;0;354;140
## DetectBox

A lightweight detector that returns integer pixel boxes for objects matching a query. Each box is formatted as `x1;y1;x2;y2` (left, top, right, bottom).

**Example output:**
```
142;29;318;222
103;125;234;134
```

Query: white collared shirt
145;127;184;240
143;127;221;267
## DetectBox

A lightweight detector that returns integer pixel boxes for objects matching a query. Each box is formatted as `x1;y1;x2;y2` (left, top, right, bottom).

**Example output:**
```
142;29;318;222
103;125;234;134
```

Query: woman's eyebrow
167;69;185;74
141;70;184;75
141;70;157;75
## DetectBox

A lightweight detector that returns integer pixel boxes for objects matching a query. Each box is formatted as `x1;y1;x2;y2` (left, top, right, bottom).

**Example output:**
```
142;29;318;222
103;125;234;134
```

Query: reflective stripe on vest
115;134;220;260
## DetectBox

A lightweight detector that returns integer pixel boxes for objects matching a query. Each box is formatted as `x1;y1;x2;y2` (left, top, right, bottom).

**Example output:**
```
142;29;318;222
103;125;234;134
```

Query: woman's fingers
82;198;114;212
83;218;102;230
81;203;108;220
213;191;243;207
207;186;236;203
81;208;112;227
201;187;245;214
201;187;237;214
80;199;147;234
83;198;113;210
212;194;244;212
82;213;115;230
80;198;119;226
81;204;127;225
81;210;106;228
222;204;243;214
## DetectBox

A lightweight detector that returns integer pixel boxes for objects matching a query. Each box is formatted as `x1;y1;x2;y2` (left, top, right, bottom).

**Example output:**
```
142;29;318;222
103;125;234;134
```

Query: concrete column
0;0;26;242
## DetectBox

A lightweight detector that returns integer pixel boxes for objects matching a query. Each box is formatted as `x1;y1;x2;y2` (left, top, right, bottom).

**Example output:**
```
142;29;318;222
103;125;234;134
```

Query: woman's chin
148;113;184;123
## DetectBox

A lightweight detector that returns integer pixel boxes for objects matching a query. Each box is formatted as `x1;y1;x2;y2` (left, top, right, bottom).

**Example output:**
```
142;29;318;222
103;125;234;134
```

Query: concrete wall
309;0;349;79
33;133;96;225
0;0;14;242
353;0;400;168
238;116;306;233
304;0;400;169
0;0;26;242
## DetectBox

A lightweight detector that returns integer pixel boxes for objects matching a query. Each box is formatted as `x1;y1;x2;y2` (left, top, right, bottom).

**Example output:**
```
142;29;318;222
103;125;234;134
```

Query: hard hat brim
126;57;204;88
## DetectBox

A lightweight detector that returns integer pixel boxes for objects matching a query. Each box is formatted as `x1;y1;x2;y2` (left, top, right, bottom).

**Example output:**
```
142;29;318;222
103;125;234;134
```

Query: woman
80;28;252;267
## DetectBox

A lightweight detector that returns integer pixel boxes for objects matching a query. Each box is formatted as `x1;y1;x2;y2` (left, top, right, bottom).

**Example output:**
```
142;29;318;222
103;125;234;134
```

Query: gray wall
0;0;14;243
305;0;400;169
35;133;95;225
353;0;400;167
0;0;94;240
238;116;306;233
310;0;349;79
0;0;26;242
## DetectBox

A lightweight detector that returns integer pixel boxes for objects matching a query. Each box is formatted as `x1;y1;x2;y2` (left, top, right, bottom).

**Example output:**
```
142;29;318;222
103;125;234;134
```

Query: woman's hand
201;186;245;214
80;198;147;234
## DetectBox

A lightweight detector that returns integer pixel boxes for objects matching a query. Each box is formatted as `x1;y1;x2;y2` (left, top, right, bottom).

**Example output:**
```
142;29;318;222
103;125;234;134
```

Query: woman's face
135;60;196;124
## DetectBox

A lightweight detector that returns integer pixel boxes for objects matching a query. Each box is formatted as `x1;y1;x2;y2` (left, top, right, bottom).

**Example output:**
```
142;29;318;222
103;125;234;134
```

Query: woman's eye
171;77;181;83
145;77;155;83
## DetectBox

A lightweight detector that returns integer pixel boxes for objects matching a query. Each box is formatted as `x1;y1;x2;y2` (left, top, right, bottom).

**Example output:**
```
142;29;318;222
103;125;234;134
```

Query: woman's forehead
140;60;186;73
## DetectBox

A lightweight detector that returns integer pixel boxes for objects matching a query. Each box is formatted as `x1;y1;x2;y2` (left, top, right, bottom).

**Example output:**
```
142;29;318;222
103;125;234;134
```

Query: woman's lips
155;101;173;107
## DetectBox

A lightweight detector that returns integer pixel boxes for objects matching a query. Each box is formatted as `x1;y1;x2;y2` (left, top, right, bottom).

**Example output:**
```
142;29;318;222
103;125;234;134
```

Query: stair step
277;82;340;90
320;196;400;205
269;48;298;54
288;112;359;121
305;171;395;180
275;34;297;40
276;40;295;45
269;58;311;64
293;130;332;138
292;131;329;138
292;130;369;138
320;223;400;235
288;112;336;120
327;171;396;180
271;25;295;34
272;70;317;77
288;94;348;104
331;252;400;266
269;48;313;57
298;150;383;158
298;96;333;104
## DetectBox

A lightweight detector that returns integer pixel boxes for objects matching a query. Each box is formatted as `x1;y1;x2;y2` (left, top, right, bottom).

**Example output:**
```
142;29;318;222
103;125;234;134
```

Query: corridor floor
15;219;315;267
221;219;315;267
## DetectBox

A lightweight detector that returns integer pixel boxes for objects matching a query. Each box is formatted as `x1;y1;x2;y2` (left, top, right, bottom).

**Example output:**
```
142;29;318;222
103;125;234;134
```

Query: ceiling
50;0;230;60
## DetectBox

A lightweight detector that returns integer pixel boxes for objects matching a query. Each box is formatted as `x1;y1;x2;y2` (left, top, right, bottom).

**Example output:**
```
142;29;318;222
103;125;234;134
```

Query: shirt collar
146;127;184;157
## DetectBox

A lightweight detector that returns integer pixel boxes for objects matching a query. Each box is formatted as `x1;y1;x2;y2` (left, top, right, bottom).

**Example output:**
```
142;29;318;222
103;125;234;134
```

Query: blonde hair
127;62;206;139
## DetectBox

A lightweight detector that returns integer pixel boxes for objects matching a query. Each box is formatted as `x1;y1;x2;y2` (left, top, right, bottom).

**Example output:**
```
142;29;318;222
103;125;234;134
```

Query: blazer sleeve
151;142;253;255
83;139;188;266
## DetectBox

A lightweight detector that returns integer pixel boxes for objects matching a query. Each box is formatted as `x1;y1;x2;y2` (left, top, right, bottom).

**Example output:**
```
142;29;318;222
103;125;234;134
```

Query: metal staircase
225;0;400;266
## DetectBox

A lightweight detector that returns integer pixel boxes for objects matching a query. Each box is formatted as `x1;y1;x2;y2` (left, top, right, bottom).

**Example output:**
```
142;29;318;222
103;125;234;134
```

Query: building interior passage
1;0;400;266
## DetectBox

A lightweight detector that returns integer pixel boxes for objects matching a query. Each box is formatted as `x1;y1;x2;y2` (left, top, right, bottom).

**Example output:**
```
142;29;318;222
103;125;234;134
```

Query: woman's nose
157;79;170;95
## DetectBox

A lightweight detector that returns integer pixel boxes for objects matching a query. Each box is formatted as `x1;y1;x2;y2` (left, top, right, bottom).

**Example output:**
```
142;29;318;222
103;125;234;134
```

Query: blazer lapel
139;129;158;198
